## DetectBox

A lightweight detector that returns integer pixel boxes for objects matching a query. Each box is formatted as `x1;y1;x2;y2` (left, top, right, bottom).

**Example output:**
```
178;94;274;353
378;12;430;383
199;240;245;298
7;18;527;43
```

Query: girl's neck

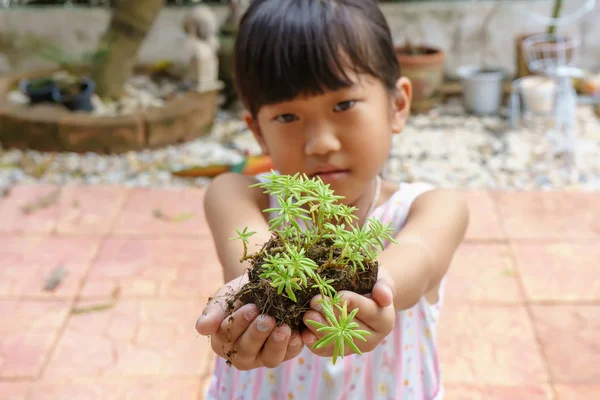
352;175;383;227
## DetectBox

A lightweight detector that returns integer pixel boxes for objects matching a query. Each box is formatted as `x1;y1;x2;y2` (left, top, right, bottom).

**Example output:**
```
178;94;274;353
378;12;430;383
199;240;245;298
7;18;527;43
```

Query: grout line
506;240;558;400
34;222;116;380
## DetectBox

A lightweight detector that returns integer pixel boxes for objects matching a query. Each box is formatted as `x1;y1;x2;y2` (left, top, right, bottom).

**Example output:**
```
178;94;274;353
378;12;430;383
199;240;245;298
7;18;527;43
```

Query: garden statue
181;5;222;92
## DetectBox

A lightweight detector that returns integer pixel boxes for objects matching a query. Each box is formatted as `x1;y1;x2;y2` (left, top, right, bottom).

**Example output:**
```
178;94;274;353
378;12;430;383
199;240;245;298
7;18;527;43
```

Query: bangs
234;0;399;116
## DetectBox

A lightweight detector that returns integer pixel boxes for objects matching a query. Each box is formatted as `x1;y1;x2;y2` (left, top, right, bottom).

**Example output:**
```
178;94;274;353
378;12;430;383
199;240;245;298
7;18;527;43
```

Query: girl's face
245;71;412;209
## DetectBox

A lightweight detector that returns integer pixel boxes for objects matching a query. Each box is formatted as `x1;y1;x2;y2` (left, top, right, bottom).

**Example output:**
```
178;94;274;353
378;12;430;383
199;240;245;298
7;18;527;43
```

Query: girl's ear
390;77;412;135
243;112;270;155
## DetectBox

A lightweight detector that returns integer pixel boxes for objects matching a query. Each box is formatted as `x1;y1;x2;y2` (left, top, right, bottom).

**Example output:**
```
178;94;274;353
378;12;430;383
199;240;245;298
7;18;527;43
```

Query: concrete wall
1;1;599;78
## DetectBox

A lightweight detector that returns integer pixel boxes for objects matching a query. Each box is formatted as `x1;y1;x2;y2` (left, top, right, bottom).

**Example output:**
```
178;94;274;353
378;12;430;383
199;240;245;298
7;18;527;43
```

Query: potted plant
456;1;505;115
221;172;395;365
19;40;101;112
19;76;57;105
395;40;445;113
51;75;96;112
46;45;101;112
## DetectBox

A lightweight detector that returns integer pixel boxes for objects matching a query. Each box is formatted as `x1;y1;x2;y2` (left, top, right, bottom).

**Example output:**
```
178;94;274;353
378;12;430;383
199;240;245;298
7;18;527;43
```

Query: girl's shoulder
372;179;436;222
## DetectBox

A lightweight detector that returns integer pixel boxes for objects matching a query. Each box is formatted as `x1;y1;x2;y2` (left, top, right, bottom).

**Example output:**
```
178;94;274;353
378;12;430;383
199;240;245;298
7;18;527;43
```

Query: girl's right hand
196;274;305;370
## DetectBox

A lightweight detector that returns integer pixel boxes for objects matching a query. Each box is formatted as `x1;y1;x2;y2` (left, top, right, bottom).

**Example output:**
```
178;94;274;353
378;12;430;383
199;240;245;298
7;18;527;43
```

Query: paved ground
0;184;598;400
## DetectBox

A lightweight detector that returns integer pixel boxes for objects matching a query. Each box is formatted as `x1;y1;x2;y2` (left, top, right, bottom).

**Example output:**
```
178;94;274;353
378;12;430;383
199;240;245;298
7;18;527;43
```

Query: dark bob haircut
233;0;401;117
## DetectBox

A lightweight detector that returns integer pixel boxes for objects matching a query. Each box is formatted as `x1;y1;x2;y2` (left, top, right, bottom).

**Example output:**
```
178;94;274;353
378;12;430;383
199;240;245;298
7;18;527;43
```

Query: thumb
195;296;229;336
371;267;395;308
196;273;248;335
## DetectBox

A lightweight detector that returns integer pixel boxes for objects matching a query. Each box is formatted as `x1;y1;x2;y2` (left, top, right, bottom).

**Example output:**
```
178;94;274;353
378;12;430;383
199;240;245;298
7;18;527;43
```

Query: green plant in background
229;171;396;364
547;0;563;35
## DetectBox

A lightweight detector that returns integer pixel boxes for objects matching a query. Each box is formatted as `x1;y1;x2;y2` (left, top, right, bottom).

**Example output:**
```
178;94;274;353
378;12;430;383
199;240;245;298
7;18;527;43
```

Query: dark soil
226;234;379;333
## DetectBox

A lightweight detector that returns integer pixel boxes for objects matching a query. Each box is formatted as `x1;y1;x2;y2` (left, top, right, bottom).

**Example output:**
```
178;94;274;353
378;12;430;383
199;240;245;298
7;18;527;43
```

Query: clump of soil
225;234;378;332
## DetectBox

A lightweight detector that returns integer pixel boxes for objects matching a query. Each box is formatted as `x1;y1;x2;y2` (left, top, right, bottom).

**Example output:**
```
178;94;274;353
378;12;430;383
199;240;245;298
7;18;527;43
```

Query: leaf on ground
21;187;61;215
43;265;67;291
153;209;194;223
72;303;114;315
71;286;120;315
111;286;121;300
170;211;194;223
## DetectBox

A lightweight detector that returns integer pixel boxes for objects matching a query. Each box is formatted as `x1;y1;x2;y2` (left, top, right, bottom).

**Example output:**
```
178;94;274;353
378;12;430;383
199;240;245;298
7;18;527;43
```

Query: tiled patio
0;184;599;400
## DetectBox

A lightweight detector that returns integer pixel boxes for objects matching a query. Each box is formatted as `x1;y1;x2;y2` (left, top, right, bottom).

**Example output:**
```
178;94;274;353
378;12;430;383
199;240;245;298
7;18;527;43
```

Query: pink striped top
205;179;445;400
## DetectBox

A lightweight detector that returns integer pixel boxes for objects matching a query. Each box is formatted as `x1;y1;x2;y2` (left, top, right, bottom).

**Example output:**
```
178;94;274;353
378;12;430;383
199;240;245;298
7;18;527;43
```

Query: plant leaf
313;333;337;350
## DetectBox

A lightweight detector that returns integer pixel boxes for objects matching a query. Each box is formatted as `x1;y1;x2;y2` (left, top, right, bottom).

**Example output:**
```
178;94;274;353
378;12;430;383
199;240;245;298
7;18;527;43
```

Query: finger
283;331;305;361
258;324;292;368
301;326;319;349
371;274;395;308
196;284;241;336
335;291;394;332
233;314;276;361
215;303;258;346
303;310;327;339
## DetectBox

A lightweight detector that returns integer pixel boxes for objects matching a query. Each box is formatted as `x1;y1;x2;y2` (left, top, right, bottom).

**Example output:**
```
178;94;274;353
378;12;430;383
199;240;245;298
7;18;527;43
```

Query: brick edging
0;69;219;153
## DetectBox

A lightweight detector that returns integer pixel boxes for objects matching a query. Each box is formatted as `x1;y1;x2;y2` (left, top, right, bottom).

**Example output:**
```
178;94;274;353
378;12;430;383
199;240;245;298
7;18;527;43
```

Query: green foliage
230;171;396;364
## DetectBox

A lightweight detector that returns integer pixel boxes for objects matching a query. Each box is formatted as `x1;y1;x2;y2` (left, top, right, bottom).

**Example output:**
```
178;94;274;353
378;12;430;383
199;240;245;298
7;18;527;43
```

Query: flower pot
19;77;57;104
520;75;556;114
456;66;504;115
395;45;445;113
52;77;96;112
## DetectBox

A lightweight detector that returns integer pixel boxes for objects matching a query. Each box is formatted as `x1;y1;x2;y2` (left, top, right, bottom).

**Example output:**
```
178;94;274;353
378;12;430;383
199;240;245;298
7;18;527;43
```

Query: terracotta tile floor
0;184;598;400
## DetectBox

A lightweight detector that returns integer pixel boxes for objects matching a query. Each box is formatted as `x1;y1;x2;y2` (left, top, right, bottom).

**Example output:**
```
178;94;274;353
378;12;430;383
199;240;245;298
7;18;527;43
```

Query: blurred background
0;1;598;399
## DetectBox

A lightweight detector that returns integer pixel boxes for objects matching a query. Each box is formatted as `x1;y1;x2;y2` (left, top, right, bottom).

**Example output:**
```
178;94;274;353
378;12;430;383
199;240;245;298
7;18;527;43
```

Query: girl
196;0;469;398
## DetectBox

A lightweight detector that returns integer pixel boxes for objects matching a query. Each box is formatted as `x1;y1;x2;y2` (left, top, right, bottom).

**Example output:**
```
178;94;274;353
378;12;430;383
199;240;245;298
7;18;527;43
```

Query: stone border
0;69;220;153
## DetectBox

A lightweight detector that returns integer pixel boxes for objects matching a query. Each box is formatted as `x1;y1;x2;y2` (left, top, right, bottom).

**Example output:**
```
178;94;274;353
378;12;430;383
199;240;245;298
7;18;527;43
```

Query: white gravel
1;99;600;193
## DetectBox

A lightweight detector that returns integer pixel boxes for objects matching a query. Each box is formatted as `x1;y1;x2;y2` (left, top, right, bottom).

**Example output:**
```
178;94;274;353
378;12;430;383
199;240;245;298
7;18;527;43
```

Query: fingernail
257;315;271;332
244;309;257;321
273;331;287;342
313;302;322;312
290;338;302;347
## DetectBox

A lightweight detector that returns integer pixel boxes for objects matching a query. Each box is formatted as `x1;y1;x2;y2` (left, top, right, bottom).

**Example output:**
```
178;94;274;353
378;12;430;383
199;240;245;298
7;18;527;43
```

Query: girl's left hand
301;268;396;357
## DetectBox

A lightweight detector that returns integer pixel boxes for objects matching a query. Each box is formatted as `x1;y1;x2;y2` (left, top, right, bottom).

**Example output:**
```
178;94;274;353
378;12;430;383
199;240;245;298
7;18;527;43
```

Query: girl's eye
274;114;298;123
333;100;355;112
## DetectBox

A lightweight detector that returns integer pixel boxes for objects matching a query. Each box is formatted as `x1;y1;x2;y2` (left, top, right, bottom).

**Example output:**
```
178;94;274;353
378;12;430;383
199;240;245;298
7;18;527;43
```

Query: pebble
1;98;600;192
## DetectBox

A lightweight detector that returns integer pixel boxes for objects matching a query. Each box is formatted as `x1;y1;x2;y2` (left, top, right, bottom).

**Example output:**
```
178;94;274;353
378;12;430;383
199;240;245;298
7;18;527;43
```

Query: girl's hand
300;269;396;358
196;273;305;370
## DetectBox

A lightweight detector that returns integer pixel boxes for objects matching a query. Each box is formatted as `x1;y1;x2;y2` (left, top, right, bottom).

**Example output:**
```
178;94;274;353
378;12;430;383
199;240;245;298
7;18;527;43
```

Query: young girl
196;0;469;398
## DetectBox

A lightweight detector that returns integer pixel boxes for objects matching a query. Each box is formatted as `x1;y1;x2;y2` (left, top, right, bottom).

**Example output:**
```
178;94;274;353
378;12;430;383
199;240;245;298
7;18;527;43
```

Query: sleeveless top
205;177;445;400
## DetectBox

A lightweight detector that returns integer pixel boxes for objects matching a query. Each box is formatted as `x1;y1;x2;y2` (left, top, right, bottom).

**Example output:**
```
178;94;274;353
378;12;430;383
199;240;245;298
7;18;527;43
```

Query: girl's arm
378;189;469;310
204;172;272;282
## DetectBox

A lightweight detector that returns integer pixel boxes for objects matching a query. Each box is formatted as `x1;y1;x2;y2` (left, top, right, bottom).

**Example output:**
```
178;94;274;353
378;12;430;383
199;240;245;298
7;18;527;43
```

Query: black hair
233;0;400;117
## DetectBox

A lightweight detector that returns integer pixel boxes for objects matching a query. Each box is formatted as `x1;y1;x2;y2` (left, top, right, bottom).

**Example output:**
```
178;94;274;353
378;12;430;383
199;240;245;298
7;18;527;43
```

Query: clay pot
395;46;445;113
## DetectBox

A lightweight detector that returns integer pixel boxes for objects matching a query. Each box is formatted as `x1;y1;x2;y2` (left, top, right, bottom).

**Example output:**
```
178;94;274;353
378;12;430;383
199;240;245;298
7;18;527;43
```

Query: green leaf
343;332;363;355
306;319;328;329
313;333;337;349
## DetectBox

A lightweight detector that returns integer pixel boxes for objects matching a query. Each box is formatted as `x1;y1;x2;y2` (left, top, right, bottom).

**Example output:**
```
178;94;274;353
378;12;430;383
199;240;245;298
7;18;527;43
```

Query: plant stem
548;0;563;35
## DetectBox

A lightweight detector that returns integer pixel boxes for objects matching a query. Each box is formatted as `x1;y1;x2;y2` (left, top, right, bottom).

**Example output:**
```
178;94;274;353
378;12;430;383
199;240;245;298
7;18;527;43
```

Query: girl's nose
304;127;341;156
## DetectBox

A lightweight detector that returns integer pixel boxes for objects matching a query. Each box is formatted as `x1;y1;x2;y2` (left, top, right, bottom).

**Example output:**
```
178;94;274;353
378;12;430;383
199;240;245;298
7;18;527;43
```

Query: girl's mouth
313;169;350;183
